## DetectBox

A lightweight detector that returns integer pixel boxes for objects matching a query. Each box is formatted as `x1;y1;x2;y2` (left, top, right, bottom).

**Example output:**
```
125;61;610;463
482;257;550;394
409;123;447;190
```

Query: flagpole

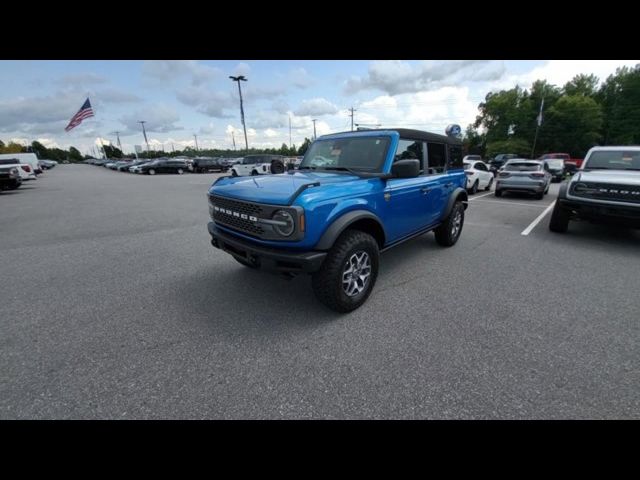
531;95;545;159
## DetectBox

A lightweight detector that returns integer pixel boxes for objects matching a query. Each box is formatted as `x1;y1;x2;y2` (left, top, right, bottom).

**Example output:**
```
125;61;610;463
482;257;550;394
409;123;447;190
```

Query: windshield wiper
320;166;365;175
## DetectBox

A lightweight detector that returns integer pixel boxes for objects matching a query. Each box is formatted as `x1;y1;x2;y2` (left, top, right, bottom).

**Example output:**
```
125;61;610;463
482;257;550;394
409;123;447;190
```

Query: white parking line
521;201;556;236
471;199;550;209
469;191;494;201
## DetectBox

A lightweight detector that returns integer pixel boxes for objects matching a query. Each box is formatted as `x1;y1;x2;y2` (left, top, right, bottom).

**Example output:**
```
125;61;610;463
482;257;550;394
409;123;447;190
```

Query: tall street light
138;120;150;155
229;75;249;153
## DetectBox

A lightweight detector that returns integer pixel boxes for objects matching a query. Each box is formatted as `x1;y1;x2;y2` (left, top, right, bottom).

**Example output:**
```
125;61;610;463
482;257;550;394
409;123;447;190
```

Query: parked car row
84;155;304;177
0;153;56;193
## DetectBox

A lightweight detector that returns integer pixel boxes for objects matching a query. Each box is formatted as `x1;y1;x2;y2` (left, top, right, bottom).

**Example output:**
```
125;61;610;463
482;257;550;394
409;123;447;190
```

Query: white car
463;160;493;194
0;158;37;182
230;155;286;177
0;153;41;175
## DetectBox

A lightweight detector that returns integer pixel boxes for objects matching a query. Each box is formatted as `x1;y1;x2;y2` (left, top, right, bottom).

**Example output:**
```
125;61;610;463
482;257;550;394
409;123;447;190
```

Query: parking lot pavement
1;166;638;419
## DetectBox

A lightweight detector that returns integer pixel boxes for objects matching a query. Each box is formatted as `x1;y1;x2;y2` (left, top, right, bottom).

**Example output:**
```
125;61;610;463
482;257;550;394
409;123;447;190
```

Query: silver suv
549;146;640;232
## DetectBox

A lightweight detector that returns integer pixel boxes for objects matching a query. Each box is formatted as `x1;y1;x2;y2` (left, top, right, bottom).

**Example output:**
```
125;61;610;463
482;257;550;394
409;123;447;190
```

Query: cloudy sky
1;60;638;155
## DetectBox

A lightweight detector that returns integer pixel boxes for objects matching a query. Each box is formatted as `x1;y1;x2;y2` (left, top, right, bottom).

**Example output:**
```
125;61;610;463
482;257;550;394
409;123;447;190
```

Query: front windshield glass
300;136;391;172
585;150;640;170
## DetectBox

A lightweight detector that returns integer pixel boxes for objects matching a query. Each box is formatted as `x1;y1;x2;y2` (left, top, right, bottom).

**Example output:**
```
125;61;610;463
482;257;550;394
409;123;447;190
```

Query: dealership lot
0;165;638;419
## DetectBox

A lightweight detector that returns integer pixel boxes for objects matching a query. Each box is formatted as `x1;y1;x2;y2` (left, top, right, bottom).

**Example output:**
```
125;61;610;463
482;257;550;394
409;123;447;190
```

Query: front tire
311;230;379;313
434;201;465;247
495;189;503;197
549;202;570;233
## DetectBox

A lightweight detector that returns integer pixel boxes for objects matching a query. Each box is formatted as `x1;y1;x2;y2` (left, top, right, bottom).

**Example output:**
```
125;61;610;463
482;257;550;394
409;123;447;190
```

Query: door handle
421;187;431;194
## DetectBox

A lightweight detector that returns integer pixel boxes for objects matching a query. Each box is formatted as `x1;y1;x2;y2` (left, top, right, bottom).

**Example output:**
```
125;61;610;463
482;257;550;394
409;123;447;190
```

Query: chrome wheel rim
451;208;462;238
342;251;371;297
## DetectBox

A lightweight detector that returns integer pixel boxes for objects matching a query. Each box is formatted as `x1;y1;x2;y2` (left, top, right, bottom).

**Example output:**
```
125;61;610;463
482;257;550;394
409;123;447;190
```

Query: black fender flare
443;187;469;219
315;210;385;251
558;181;569;200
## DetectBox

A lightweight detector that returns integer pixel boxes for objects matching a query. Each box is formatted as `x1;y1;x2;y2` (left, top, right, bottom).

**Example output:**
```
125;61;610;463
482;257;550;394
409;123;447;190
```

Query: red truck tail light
21;165;31;172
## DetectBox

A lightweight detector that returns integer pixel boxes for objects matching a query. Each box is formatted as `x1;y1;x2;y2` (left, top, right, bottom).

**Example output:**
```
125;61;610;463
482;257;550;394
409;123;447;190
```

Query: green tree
485;138;531;159
68;146;84;162
542;95;602;157
102;144;122;159
2;142;24;154
297;137;312;155
31;140;49;159
599;65;640;144
563;73;599;98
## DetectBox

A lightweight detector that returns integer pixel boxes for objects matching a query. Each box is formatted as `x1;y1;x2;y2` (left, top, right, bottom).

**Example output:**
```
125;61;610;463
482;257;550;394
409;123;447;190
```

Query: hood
576;169;640;186
209;171;363;205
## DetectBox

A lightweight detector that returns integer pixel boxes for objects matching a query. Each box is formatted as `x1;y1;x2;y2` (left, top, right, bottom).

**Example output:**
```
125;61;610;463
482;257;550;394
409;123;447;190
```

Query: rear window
504;162;541;172
546;159;564;169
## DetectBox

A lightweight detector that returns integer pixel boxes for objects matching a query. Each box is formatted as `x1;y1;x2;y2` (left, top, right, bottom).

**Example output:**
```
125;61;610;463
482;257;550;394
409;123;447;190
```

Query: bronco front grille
209;195;265;237
571;182;640;204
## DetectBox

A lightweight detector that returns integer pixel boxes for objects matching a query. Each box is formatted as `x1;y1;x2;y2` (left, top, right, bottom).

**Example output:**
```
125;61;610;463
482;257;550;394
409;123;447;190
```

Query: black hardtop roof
328;128;461;145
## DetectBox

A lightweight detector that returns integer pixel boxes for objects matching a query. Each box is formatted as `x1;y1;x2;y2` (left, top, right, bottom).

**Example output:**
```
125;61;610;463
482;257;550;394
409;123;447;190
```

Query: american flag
65;98;94;132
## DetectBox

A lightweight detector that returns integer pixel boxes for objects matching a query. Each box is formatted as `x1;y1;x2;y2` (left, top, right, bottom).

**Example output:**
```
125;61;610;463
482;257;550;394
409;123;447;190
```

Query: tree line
0;139;313;162
464;65;640;160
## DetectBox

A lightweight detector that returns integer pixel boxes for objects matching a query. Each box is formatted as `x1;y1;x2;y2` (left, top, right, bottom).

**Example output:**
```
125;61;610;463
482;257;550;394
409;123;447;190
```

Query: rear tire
495;189;503;197
270;159;285;174
311;230;379;313
434;201;464;247
535;191;544;200
251;170;258;176
549;202;570;233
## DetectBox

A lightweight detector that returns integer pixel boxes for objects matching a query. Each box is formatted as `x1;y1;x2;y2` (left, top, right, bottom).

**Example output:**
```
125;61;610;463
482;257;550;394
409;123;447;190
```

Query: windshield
546;159;564;169
300;136;391;172
585;150;640;170
505;162;541;172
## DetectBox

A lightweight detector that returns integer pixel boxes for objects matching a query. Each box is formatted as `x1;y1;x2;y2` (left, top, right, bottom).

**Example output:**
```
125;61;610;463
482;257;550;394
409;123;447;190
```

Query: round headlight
272;210;294;237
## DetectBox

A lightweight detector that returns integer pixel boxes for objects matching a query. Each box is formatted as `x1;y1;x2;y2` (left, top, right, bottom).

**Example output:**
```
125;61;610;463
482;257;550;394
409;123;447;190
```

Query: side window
394;139;424;171
427;142;447;173
447;144;463;170
475;162;487;172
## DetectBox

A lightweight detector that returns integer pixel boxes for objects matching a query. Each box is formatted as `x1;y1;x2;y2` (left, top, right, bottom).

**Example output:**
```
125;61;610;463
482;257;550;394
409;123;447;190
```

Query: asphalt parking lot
1;165;638;419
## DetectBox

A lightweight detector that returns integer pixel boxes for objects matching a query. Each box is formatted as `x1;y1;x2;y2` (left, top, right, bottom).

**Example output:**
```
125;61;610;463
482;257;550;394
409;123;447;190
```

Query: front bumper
208;222;326;274
558;198;640;228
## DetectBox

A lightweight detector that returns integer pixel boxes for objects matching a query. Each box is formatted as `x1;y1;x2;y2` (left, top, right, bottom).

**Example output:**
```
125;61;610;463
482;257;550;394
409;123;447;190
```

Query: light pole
193;134;199;152
312;119;317;140
229;75;249;153
138;121;150;156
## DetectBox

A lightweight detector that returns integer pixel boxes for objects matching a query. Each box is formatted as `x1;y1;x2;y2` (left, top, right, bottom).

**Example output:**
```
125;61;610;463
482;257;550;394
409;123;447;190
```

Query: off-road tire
434;201;465;247
549;202;570;233
311;230;379;313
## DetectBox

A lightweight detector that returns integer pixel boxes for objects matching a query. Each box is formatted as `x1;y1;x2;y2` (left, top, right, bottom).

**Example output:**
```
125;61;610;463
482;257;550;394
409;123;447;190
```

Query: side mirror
391;159;420;178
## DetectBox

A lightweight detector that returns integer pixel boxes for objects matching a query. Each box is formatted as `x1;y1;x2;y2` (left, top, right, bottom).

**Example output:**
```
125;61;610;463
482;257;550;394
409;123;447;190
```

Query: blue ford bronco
207;128;468;312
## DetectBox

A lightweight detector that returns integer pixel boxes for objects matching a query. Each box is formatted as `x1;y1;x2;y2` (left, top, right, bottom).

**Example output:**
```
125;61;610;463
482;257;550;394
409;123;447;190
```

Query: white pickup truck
229;155;286;177
0;158;37;183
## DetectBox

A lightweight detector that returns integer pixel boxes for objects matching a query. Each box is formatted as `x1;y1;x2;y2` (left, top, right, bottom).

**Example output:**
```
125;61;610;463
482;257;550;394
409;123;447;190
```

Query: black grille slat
210;195;266;237
572;182;640;204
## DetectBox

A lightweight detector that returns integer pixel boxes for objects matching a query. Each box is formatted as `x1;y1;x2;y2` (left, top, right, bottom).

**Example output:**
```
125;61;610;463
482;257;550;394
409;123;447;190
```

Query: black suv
192;157;227;173
139;159;188;175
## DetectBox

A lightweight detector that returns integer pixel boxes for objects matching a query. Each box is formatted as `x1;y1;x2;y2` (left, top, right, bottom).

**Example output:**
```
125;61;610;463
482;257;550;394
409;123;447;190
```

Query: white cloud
142;60;221;85
290;67;313;88
345;60;504;96
294;97;338;116
233;63;251;77
119;105;182;134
